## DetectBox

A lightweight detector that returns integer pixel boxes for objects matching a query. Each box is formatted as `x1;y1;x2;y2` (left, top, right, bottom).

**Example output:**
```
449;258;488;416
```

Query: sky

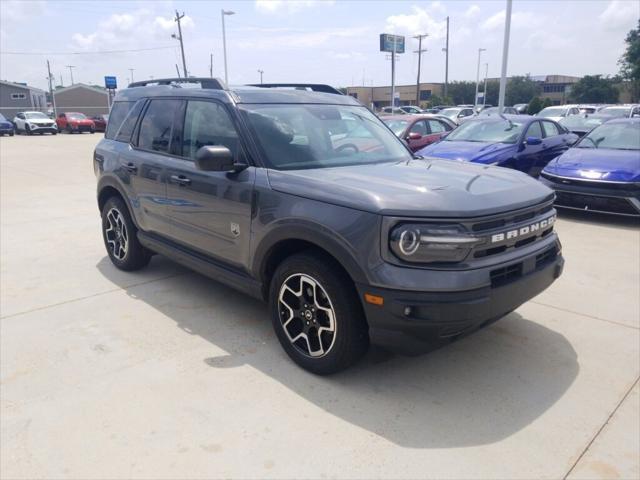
0;0;638;91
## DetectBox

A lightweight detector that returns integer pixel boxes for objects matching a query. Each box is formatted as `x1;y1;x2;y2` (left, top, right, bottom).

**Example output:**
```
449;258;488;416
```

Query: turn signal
364;293;384;306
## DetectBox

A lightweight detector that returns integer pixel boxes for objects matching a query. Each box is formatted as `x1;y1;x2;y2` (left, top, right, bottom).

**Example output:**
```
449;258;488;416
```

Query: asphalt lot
1;133;638;479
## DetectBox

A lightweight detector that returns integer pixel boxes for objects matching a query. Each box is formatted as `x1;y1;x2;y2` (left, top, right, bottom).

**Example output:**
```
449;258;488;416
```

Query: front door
517;120;545;175
163;99;255;269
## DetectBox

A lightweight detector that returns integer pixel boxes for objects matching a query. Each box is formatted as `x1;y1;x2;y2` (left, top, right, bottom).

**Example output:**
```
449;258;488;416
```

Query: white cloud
255;0;335;14
429;1;446;14
385;6;447;39
71;10;194;50
599;0;639;31
465;5;481;18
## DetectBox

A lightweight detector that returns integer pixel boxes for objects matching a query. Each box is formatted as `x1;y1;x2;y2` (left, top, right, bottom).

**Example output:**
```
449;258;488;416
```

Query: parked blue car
0;113;14;136
416;115;578;176
540;118;640;217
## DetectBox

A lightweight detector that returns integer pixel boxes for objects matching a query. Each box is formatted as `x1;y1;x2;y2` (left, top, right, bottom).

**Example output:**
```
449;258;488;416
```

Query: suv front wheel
101;196;151;271
269;252;369;374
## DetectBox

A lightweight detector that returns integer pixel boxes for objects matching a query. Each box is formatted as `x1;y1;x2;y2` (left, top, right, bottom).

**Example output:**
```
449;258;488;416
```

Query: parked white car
12;111;57;135
536;105;580;122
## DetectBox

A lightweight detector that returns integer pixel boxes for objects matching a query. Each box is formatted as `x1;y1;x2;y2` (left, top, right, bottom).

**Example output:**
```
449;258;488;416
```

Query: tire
66;125;72;134
269;252;369;375
52;131;57;135
101;196;151;271
25;124;31;135
9;131;13;136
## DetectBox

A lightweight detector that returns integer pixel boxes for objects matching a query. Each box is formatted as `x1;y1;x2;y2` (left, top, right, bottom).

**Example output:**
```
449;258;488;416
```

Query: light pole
474;48;486;109
65;65;76;85
483;63;488;107
129;68;135;83
257;69;264;84
443;16;449;100
497;0;513;113
221;9;235;85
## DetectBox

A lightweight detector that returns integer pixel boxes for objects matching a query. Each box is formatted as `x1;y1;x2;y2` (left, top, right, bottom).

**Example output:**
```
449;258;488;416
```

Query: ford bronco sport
94;78;564;374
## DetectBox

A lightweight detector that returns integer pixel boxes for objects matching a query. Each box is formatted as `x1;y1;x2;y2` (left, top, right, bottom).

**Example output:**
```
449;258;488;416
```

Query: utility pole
414;33;428;106
59;74;63;87
210;54;213;77
498;0;512;113
443;16;449;100
257;69;264;84
175;64;181;78
391;38;397;109
46;60;57;116
483;63;488;107
129;68;134;83
173;10;188;78
474;48;486;109
221;9;235;85
65;65;76;85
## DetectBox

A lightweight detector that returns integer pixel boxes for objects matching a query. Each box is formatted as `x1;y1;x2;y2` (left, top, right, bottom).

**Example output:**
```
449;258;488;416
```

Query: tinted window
137;99;181;152
542;121;560;137
106;101;133;140
114;100;144;143
526;121;543;138
427;119;446;133
409;120;428;136
182;100;240;160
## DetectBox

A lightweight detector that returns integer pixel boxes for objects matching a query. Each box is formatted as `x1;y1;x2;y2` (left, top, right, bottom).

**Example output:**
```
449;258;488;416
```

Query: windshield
67;113;87;120
599;107;631;118
440;108;461;119
538;107;565;118
0;114;6;122
560;115;608;131
24;112;48;119
445;119;524;144
576;122;640;150
241;104;413;170
382;119;409;136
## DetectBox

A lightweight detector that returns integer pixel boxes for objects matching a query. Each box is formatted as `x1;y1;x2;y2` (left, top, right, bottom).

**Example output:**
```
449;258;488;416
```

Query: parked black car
94;78;564;374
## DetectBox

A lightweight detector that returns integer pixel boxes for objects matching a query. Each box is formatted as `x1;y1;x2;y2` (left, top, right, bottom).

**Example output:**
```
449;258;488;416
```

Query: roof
53;83;108;96
0;80;46;93
116;83;360;106
607;118;640;125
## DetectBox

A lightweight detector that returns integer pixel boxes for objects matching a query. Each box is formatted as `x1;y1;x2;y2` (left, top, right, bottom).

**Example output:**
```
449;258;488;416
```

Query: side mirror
457;113;464;118
526;136;542;146
195;146;245;172
407;132;422;141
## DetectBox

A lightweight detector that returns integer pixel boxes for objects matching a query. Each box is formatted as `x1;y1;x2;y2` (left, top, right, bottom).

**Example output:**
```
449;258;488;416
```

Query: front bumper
28;124;57;133
357;242;563;353
70;123;94;132
540;174;640;217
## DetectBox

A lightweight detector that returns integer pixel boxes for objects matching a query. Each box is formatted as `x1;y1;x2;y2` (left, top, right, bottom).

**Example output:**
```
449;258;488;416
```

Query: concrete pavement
1;134;638;479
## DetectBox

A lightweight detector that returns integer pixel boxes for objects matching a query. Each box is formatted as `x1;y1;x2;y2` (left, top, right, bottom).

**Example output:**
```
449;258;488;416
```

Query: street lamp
474;48;486;109
221;9;235;85
257;69;264;84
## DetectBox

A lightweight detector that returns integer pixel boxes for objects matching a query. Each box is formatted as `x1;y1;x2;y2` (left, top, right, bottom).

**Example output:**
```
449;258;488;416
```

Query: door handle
123;162;137;173
170;174;192;186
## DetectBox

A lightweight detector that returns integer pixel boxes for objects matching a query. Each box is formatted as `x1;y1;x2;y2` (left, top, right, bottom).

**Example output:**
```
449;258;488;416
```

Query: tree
568;75;619;103
528;97;543;115
447;81;476;105
542;97;553;108
505;75;542;105
618;19;640;101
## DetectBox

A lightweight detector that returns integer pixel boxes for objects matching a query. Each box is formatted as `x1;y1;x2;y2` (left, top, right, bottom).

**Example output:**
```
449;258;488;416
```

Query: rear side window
114;100;145;143
105;102;133;139
427;119;447;133
526;121;543;138
137;99;181;153
182;100;240;160
542;121;560;137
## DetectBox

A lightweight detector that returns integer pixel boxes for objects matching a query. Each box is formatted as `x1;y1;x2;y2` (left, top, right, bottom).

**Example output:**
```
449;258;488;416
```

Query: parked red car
56;112;95;134
382;114;455;152
90;114;108;132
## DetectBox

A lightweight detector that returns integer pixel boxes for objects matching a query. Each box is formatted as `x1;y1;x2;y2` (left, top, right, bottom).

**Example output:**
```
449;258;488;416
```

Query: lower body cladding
357;240;563;354
540;176;640;217
27;126;57;135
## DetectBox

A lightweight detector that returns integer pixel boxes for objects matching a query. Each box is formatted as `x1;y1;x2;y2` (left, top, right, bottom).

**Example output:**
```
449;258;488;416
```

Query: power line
0;46;177;56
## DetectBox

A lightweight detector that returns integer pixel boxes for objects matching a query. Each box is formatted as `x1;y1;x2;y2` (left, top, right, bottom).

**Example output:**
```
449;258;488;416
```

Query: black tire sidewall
269;253;369;375
101;197;150;271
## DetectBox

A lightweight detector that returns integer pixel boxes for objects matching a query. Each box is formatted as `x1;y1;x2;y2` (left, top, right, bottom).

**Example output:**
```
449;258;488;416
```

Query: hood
68;118;93;124
544;147;640;182
417;140;515;164
267;158;553;217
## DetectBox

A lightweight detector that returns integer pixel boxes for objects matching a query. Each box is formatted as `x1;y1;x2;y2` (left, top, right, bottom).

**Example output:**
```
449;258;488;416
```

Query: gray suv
94;78;564;374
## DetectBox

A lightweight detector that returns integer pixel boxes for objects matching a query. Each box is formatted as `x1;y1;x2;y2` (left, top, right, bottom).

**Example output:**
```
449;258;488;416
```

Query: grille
536;246;558;269
490;263;522;287
555;191;639;216
542;173;640;193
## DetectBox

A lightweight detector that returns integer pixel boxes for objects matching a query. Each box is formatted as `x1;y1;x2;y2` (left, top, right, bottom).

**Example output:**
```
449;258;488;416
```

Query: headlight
389;223;481;264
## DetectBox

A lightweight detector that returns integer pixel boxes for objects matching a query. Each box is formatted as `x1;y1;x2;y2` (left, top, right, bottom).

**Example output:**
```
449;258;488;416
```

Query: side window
526;121;543;139
409;120;428;136
114;100;145;143
137;99;181;153
58;113;65;118
463;109;473;117
105;101;132;140
17;113;24;119
542;121;560;137
182;100;240;160
427;119;446;133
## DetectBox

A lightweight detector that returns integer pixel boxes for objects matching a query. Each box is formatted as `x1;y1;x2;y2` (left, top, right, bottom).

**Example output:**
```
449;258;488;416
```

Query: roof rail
128;77;226;90
245;83;343;95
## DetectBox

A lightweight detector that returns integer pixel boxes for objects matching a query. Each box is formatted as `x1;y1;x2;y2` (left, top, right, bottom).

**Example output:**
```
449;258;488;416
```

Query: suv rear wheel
101;196;151;271
269;252;369;374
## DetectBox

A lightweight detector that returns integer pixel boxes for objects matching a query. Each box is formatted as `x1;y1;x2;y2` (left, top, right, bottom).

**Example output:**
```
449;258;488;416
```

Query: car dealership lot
1;134;638;479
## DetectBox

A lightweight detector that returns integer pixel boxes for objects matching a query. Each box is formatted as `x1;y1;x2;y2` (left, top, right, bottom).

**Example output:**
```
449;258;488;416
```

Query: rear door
163;99;255;269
